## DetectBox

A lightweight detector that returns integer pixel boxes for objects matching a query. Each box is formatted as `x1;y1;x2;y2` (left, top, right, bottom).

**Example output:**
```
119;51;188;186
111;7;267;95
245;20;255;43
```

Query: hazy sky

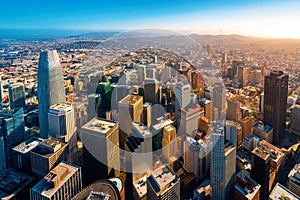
1;0;300;38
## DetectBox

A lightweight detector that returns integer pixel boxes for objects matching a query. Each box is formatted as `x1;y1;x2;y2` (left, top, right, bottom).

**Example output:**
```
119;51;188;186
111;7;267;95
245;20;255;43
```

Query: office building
263;71;288;144
0;168;34;200
152;119;173;153
118;95;143;149
198;115;211;135
240;116;253;138
199;98;212;122
227;96;242;121
8;83;26;110
0;77;3;110
87;93;100;121
72;179;122;200
175;82;192;113
288;163;300;197
31;138;68;177
210;125;225;200
81;118;120;185
212;82;226;119
30;162;82;200
162;124;177;163
48;103;77;164
72;102;88;130
137;65;146;85
178;103;202;136
144;79;159;104
0;108;26;169
38;50;66;139
133;175;147;200
147;165;180;200
269;183;300;200
233;170;261;200
290;105;300;136
225;142;236;200
191;70;204;97
141;102;152;127
95;82;112;118
253;121;273;143
225;120;242;147
12;137;43;174
193;179;211;200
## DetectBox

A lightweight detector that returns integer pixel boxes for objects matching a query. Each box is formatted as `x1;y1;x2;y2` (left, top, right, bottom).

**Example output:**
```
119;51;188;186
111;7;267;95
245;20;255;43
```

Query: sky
1;0;300;38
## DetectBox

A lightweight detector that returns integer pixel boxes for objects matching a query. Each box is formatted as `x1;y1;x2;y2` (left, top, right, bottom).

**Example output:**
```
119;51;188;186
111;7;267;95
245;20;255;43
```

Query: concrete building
233;170;260;200
199;98;213;122
38;50;66;139
227;96;242;121
269;183;300;200
263;71;288;145
31;138;68;177
212;82;226;119
144;79;159;104
147;165;180;200
288;163;300;197
118;95;143;149
80;118;120;185
8;83;26;110
290;105;300;136
162;124;177;164
178;103;202;136
175;82;192;113
12;137;43;174
0;108;26;169
225;143;236;200
30;162;82;200
225;120;243;147
253;121;273;143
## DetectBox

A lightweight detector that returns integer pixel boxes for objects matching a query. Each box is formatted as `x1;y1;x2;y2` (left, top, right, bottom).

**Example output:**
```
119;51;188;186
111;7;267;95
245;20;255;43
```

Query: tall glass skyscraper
38;50;66;139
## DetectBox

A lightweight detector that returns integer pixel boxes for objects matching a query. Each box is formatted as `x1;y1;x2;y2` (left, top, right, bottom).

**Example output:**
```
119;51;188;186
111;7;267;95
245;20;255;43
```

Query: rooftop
49;103;72;112
82;118;117;136
254;121;273;133
132;122;151;137
13;138;43;154
269;183;300;200
235;171;260;199
119;95;142;105
288;163;300;185
31;162;80;198
152;119;173;132
32;138;67;157
0;169;34;199
148;165;177;193
133;175;147;198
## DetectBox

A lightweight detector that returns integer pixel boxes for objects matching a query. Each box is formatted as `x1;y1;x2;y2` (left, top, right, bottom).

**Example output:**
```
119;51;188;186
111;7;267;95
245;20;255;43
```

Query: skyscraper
0;77;3;110
212;82;226;120
175;82;191;113
38;50;66;139
30;162;82;200
289;105;300;136
0;108;26;169
48;103;77;163
263;71;288;145
144;79;159;104
8;83;26;110
210;125;225;200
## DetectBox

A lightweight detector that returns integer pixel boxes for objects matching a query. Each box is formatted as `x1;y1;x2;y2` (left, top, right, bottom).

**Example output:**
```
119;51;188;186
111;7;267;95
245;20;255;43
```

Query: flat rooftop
269;183;300;200
132;122;151;137
254;122;273;133
148;165;176;193
82;118;117;135
288;163;300;186
31;162;80;198
152;119;173;132
32;138;67;157
13;138;43;154
133;175;147;198
119;95;142;105
49;103;72;111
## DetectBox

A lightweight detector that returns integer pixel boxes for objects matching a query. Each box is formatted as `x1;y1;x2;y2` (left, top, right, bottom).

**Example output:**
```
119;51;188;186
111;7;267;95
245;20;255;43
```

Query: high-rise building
225;120;242;147
72;101;88;130
233;170;261;200
225;142;236;200
8;83;26;110
81;118;120;185
144;79;159;104
263;71;288;144
147;165;180;200
227;96;242;121
287;163;300;197
141;102;152;127
212;82;226;119
239;116;253;138
31;137;68;177
178;103;202;136
95;82;112;118
48;103;77;163
289;105;300;136
198;115;211;135
118;95;143;149
30;162;82;200
210;125;225;200
253;121;273;143
269;183;300;200
87;93;100;121
12;137;43;174
191;70;204;97
199;98;212;122
137;65;146;85
162;124;177;163
0;108;26;169
175;82;191;113
38;50;66;139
